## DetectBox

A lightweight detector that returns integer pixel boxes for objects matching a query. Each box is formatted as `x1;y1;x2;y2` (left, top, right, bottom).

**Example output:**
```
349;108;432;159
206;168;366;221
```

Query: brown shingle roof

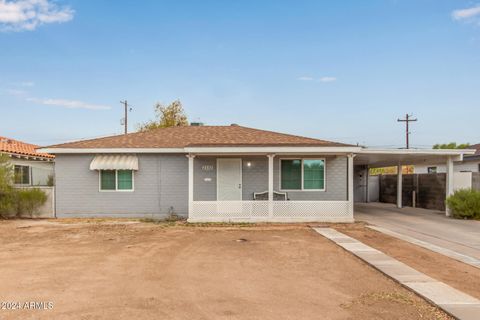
45;125;351;149
0;136;54;159
466;143;480;157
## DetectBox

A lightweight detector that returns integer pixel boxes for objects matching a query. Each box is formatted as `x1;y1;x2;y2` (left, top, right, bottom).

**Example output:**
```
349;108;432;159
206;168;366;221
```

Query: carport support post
187;154;195;217
397;164;402;208
347;154;354;217
267;154;275;218
366;165;370;203
446;156;454;217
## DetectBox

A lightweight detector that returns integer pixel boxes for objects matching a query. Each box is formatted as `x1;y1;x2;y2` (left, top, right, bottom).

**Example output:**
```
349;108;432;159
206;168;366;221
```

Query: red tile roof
45;125;352;149
0;136;54;159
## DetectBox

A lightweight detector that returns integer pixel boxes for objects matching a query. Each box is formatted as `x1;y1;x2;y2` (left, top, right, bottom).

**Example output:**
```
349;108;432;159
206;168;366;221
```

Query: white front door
217;158;242;201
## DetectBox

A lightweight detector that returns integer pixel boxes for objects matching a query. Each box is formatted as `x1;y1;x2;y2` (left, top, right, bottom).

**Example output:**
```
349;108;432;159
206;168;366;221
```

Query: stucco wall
415;161;480;174
473;172;480;191
13;186;54;218
11;158;54;186
55;154;188;218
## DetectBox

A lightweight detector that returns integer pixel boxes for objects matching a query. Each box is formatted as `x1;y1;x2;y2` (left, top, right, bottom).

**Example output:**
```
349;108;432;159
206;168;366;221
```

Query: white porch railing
188;200;353;223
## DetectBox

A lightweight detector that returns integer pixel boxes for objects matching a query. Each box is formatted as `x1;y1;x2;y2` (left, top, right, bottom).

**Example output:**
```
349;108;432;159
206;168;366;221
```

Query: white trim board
37;148;185;154
38;146;363;154
185;146;362;154
38;147;474;161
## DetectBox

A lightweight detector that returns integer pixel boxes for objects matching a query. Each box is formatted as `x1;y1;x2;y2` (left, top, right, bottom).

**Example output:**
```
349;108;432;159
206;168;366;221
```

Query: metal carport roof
354;148;475;168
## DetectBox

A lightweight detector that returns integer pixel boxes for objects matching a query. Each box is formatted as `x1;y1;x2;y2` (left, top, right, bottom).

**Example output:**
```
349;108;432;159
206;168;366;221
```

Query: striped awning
89;155;139;170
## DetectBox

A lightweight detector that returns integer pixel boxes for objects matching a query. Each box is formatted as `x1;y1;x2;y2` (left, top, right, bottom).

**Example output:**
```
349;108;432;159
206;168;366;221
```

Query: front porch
186;153;355;222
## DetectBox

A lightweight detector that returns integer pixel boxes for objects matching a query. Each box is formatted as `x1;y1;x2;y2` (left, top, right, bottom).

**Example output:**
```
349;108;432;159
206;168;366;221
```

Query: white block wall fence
14;186;55;218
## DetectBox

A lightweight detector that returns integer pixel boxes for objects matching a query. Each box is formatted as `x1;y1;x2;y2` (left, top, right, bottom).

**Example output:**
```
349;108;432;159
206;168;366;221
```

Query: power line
397;113;417;149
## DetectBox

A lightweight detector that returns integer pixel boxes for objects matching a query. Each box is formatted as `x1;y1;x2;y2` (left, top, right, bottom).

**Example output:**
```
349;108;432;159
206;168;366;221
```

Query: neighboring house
0;136;55;186
414;144;480;174
39;125;472;222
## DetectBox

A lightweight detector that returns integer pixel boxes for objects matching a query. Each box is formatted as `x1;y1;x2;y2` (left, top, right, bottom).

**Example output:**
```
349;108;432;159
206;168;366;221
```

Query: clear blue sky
1;0;479;147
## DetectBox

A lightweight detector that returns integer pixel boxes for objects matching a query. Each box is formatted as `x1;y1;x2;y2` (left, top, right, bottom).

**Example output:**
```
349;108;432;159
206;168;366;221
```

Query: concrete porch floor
354;202;480;260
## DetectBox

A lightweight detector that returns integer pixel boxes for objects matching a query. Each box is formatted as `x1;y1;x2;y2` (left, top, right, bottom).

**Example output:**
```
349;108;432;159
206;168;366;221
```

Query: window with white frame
427;166;437;174
280;159;325;190
14;165;30;185
99;170;134;191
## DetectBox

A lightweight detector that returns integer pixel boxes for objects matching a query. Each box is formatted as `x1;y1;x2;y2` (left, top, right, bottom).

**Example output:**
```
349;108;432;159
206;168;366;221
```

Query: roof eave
184;146;361;154
463;154;480;161
357;148;476;164
2;151;54;161
38;146;362;154
359;148;476;156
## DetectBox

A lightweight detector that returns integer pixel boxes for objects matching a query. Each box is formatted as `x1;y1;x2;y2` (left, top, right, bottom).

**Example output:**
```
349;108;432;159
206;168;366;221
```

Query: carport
353;148;475;216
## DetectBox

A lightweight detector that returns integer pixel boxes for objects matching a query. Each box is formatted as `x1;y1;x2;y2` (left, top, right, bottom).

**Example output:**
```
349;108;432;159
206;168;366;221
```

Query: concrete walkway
355;203;480;261
315;228;480;320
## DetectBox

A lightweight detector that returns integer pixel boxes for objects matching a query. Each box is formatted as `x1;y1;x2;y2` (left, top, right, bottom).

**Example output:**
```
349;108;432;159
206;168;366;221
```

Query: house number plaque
201;165;214;171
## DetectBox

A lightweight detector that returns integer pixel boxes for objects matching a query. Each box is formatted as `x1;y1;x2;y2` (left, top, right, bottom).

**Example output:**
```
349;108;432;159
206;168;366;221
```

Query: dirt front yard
0;220;450;320
334;223;480;300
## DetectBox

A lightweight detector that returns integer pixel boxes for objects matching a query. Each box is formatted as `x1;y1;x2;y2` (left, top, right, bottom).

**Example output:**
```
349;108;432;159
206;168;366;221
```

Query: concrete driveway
355;202;480;260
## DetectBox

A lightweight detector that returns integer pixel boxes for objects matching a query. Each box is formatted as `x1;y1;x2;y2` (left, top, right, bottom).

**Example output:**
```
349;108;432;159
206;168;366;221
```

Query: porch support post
347;154;354;217
397;164;402;208
446;156;454;217
187;154;195;217
267;154;275;218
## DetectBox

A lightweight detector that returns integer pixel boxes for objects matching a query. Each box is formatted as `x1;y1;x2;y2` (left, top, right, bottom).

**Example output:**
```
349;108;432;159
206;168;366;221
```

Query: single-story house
1;136;55;186
414;143;480;174
38;125;474;222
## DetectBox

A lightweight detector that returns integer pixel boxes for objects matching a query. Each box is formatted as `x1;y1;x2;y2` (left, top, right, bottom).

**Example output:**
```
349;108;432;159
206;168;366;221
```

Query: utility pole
120;100;133;134
397;113;417;149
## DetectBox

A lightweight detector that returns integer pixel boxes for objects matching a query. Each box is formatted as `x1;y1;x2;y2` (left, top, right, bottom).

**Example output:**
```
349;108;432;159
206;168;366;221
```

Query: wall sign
201;165;214;171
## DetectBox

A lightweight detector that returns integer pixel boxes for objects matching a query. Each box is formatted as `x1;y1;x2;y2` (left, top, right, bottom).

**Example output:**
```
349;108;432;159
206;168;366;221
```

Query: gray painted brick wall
194;155;347;201
273;156;347;201
242;157;269;200
56;154;348;218
158;155;189;215
55;154;188;218
194;157;217;201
